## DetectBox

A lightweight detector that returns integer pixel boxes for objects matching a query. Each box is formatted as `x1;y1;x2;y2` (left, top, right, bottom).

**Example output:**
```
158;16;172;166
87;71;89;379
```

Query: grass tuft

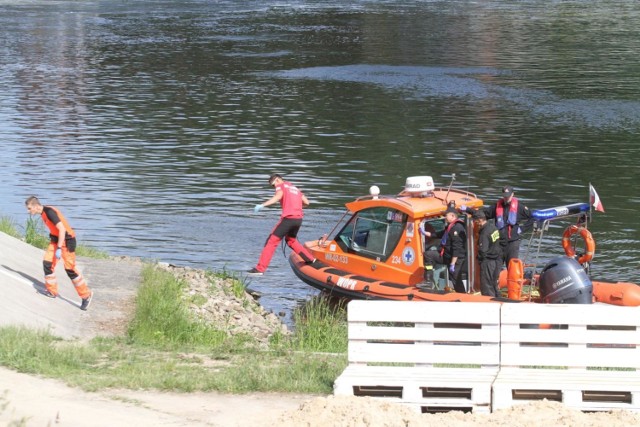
1;214;108;258
289;295;348;353
75;245;109;259
0;326;98;376
0;216;22;239
127;265;228;349
208;268;248;299
24;216;49;249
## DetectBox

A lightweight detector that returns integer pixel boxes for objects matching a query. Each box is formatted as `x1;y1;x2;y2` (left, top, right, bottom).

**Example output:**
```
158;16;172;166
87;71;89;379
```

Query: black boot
421;266;435;288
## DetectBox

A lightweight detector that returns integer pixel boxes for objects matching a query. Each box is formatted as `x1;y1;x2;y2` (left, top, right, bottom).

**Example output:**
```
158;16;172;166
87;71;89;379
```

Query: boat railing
396;186;478;201
432;186;479;201
355;186;479;207
520;202;593;298
354;194;414;208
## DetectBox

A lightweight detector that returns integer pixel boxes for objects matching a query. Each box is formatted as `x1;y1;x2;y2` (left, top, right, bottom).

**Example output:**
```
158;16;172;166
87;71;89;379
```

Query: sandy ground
3;364;639;427
2;231;640;426
0;366;311;427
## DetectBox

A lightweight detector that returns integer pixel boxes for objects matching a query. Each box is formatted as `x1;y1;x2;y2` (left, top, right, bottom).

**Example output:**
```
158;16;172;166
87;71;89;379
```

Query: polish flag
589;184;605;213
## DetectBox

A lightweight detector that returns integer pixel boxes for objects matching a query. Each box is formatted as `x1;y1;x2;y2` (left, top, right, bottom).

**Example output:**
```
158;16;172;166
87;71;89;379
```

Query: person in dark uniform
464;185;532;267
420;206;467;293
474;210;502;297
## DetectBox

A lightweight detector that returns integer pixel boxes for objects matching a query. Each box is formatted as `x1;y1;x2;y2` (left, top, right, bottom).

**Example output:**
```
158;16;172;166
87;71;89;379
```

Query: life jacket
495;198;518;238
440;219;465;257
41;206;75;238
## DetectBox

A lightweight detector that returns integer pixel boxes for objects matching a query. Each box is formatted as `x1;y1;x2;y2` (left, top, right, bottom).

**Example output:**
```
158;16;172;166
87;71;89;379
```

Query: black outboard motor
538;256;593;304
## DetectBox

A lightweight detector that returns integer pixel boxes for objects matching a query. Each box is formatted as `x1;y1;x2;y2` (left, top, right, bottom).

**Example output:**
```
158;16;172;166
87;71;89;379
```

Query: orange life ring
562;225;595;264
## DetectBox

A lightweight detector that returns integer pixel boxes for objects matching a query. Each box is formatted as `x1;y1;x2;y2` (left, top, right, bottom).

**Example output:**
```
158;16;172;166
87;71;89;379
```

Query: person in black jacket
474;210;502;297
464;185;531;267
420;206;467;293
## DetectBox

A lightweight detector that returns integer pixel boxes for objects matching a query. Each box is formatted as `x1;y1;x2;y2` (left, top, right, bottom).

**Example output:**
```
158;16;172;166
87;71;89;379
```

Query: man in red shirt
25;196;93;310
248;174;315;276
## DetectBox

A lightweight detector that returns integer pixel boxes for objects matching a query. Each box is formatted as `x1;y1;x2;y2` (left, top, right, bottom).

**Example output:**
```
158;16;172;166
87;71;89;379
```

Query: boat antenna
444;173;456;204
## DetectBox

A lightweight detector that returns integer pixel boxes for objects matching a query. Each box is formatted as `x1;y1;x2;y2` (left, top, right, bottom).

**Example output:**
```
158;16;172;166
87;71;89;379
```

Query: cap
502;185;514;196
472;210;486;220
444;206;458;215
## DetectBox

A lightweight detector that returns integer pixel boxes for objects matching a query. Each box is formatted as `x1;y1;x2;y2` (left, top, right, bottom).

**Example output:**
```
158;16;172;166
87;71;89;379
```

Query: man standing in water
25;196;93;310
247;174;315;276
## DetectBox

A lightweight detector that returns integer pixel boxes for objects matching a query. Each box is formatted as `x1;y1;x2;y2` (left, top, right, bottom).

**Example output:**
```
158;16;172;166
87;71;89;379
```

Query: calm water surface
1;1;639;321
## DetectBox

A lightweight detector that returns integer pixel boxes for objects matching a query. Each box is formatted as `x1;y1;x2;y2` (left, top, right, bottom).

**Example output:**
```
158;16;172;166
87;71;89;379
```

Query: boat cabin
312;176;485;291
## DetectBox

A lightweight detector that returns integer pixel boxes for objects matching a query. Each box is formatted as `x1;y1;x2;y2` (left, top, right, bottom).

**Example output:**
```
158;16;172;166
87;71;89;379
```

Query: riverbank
2;231;640;426
158;262;289;346
0;228;289;344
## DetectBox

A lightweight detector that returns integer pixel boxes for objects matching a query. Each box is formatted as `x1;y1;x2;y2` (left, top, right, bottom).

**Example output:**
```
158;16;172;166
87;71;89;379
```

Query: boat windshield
336;207;407;261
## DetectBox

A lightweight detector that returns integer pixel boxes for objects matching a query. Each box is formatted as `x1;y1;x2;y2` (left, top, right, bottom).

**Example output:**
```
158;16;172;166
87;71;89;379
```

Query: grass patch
0;216;21;239
207;268;248;299
0;324;348;394
0;327;98;375
288;295;348;353
127;265;229;349
75;245;109;259
23;216;50;249
0;249;348;395
187;293;208;307
0;214;108;258
210;351;345;393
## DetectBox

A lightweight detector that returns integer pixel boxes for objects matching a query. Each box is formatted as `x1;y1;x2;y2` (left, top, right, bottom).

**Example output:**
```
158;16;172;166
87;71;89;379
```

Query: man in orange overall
25;196;93;310
247;174;315;276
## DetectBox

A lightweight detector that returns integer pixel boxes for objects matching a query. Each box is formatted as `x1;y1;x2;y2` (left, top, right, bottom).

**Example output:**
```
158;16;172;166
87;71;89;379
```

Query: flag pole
589;182;593;226
588;182;592;216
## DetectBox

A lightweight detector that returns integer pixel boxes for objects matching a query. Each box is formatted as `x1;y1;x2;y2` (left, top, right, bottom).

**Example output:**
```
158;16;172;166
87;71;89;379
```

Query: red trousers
256;217;314;272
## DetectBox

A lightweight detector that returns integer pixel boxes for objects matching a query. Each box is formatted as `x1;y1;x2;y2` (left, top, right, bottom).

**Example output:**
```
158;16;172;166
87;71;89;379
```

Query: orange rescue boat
289;176;640;306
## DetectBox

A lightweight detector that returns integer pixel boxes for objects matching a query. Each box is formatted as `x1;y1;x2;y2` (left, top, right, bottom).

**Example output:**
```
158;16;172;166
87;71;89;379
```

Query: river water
1;0;639;321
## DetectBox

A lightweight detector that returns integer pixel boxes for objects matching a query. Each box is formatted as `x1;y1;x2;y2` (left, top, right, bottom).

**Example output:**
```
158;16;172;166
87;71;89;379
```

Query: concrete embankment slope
0;231;142;340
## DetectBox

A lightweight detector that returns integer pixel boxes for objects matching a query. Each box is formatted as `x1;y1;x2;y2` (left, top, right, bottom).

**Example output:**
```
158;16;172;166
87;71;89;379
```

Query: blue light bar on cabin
531;203;590;220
